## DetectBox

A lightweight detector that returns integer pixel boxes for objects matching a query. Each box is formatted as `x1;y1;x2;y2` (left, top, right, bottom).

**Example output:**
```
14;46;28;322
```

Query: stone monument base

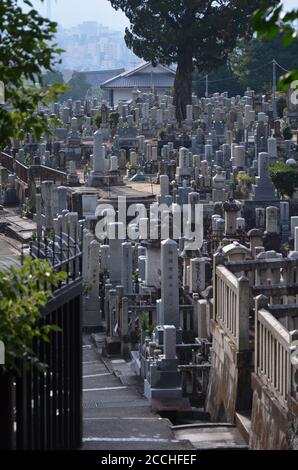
89;172;106;188
105;336;121;356
144;379;182;400
67;175;80;186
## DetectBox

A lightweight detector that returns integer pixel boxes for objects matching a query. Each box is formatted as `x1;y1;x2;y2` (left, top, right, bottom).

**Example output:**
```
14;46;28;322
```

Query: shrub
269;162;298;197
0;258;66;371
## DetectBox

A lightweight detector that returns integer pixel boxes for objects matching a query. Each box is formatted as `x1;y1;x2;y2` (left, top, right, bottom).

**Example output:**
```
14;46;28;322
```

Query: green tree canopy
231;35;298;94
108;0;277;123
193;34;298;98
0;0;66;147
61;72;90;102
193;62;244;98
253;2;298;89
42;70;65;88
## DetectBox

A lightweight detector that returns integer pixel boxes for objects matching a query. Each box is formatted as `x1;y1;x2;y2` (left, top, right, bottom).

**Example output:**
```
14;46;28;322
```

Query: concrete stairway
82;333;193;450
172;423;248;450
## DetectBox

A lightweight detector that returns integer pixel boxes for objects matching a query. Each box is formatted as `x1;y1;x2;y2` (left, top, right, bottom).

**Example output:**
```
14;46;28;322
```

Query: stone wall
249;373;289;450
288;396;298;450
206;320;253;422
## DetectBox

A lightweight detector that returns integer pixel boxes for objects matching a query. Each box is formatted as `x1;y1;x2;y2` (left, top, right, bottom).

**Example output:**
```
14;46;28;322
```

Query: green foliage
159;128;166;140
0;0;66;147
109;0;273;69
61;72;90;101
94;112;102;129
141;311;149;333
83;282;91;296
193;61;244;97
140;311;157;336
30;231;37;242
108;0;274;122
24;154;32;166
283;241;290;253
83;163;91;175
149;320;158;336
236;173;254;185
253;2;298;90
283;125;293;140
0;257;66;371
269;162;298;197
109;112;119;130
42;70;65;87
231;34;298;94
253;3;298;44
194;31;298;97
22;200;33;215
277;95;287;118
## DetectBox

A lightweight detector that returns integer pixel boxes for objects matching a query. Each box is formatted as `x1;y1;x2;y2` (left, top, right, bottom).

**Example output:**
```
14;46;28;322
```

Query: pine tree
109;0;277;123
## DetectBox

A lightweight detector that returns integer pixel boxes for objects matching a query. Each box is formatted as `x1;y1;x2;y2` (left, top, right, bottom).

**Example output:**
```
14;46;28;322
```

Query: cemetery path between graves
81;333;194;451
81;333;247;451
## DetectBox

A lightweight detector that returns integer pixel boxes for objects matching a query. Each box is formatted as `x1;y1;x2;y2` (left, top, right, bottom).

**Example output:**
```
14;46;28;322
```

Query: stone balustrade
215;265;250;350
254;304;298;408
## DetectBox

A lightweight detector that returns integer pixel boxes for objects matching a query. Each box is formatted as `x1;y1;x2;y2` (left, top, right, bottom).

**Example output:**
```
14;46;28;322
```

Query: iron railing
0;232;83;449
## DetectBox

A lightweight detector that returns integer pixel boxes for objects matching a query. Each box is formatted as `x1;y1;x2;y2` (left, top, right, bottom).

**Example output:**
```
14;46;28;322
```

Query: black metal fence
0;232;83;450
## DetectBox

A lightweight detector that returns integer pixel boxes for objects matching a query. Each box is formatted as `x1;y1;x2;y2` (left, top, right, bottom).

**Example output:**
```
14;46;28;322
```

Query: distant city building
101;62;176;107
56;22;141;71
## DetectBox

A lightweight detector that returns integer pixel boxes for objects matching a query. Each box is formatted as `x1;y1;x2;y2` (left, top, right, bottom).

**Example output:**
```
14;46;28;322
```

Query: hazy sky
19;0;298;31
20;0;130;30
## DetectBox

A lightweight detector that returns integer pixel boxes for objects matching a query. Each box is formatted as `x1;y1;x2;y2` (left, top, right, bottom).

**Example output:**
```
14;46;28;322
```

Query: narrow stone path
81;334;193;451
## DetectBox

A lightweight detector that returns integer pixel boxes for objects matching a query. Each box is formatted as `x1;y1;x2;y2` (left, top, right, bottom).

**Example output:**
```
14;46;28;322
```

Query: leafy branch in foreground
0;0;66;147
253;2;298;89
0;258;66;371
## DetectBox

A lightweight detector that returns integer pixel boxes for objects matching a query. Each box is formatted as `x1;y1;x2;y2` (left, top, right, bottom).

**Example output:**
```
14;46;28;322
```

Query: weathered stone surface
249;373;289;450
205;321;253;423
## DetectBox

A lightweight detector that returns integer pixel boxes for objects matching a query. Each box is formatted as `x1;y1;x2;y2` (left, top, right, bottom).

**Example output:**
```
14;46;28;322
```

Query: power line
274;60;291;73
194;60;274;85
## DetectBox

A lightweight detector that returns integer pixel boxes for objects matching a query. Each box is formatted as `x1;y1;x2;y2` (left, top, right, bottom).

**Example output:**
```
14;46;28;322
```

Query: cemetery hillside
0;0;298;457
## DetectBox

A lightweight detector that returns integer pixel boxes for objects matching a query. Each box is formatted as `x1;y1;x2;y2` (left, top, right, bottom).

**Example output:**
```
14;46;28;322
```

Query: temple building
101;62;176;107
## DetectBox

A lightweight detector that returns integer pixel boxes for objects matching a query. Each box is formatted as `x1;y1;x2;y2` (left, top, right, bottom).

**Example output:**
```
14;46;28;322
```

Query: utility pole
272;59;277;120
205;74;209;98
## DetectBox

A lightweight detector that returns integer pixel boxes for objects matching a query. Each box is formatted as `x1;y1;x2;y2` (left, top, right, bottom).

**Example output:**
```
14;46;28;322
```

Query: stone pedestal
84;239;102;327
144;325;182;402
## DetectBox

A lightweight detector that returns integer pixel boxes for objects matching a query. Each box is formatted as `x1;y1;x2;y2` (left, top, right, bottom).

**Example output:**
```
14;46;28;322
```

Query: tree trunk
173;47;193;125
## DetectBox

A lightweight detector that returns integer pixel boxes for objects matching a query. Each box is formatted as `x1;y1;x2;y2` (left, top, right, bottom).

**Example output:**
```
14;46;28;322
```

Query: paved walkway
82;333;193;451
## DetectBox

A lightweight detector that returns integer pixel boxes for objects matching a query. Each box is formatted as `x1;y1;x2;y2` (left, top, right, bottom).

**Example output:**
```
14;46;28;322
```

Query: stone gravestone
82;194;97;218
159;239;180;328
252;152;278;201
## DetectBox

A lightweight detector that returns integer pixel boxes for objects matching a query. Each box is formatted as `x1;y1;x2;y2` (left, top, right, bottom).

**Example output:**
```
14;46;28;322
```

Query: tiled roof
101;73;175;89
78;69;125;87
101;62;175;89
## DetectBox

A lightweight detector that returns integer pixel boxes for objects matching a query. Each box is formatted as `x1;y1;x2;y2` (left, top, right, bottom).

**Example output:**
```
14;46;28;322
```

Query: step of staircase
235;411;252;445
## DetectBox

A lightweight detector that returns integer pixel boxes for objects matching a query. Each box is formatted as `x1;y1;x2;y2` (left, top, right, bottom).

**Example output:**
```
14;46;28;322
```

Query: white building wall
113;87;171;107
113;88;133;105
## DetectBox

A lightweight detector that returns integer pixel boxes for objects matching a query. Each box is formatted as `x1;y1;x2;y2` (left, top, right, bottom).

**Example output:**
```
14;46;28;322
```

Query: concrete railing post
237;275;250;350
